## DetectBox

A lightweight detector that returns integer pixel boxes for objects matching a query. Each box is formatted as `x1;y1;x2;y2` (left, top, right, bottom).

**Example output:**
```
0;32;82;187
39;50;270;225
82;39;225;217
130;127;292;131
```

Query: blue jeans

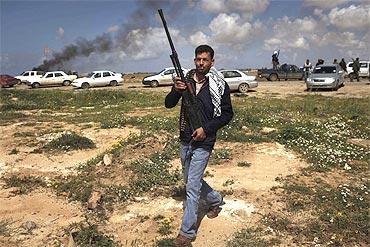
179;142;223;239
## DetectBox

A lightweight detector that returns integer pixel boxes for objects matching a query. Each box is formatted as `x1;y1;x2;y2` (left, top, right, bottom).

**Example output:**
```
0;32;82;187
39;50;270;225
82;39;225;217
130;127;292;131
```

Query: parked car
27;71;77;88
257;63;304;81
306;65;344;91
220;70;257;93
346;60;370;80
0;74;20;88
15;71;44;83
71;70;123;89
142;67;188;87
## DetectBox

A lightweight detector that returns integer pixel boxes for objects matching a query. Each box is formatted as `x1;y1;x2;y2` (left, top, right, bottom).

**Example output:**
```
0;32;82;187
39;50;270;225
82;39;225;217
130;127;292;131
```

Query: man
165;45;233;246
339;58;347;73
315;58;324;67
351;57;360;82
303;59;312;82
272;50;280;70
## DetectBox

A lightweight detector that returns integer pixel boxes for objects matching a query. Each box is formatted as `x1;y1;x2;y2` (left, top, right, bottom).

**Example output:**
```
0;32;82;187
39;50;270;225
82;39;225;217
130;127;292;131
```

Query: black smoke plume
33;0;189;72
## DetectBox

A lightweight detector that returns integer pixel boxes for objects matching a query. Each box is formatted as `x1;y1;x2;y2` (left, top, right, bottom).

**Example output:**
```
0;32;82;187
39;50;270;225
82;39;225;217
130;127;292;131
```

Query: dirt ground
0;79;369;247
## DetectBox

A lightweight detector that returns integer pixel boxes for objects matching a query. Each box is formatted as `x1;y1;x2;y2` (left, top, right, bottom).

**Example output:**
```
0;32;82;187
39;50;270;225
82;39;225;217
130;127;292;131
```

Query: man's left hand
192;127;206;141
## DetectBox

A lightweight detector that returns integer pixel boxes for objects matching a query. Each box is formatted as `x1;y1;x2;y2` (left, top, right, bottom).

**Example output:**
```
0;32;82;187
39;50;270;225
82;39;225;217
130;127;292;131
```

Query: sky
1;0;369;76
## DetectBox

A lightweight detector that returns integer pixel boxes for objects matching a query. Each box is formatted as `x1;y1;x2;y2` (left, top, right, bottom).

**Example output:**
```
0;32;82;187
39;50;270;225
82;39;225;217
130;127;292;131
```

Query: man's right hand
174;76;187;92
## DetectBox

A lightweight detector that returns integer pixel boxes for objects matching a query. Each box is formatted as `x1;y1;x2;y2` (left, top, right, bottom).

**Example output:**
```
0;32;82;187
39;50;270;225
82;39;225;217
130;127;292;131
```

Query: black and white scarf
206;67;225;117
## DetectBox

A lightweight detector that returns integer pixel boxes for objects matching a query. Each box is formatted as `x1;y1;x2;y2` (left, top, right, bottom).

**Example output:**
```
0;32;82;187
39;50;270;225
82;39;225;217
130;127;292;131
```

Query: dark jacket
353;60;360;72
165;75;233;150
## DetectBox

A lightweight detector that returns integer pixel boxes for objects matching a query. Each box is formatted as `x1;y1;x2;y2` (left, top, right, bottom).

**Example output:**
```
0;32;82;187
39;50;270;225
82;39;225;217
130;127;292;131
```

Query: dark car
257;63;304;81
0;74;20;88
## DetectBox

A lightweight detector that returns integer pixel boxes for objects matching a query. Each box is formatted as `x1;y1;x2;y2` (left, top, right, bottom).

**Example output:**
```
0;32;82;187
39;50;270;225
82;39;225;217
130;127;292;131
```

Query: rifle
158;9;202;131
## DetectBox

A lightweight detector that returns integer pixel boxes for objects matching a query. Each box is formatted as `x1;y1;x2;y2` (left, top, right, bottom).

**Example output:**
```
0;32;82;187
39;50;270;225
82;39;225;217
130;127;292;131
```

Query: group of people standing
302;57;362;82
271;50;363;82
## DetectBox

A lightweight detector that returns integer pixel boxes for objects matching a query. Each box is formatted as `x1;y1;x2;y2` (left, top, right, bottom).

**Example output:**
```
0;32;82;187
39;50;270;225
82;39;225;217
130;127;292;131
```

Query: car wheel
110;80;118;86
150;80;159;87
238;83;249;93
81;82;90;89
32;82;40;88
63;80;71;86
269;74;278;81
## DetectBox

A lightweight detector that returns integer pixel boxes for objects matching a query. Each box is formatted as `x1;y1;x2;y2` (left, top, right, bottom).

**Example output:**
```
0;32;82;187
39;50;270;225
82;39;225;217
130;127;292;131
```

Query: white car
220;69;258;93
306;65;345;91
15;71;44;83
142;67;188;87
27;71;77;88
71;70;123;89
346;60;370;79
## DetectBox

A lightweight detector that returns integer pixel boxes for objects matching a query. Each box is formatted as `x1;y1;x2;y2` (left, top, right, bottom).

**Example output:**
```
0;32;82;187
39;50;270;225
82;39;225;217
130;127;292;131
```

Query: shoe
174;234;192;247
206;206;222;219
206;197;225;219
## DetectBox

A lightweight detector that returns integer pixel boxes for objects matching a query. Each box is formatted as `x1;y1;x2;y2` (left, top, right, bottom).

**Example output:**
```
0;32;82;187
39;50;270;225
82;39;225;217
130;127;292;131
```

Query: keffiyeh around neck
206;67;225;117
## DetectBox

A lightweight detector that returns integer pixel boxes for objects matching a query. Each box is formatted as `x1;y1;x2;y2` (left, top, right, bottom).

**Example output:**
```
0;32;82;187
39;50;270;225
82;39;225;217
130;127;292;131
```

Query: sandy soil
0;80;369;247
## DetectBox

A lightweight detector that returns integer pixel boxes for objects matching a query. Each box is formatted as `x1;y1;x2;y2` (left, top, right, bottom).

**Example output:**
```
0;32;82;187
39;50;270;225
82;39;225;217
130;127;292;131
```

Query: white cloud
263;16;318;51
312;31;368;49
107;25;119;33
200;0;225;13
200;0;270;17
208;13;263;46
328;4;370;30
189;31;211;47
56;27;64;39
303;0;348;9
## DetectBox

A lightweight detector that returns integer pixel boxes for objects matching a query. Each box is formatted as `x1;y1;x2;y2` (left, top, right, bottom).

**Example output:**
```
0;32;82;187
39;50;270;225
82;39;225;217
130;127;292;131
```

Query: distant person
272;50;280;70
333;59;338;64
315;59;324;67
339;58;347;73
303;59;312;81
351;57;360;82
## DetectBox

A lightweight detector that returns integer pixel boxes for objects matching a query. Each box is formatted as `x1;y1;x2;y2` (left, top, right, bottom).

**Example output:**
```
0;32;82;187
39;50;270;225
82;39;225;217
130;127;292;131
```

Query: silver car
220;69;258;93
306;65;345;91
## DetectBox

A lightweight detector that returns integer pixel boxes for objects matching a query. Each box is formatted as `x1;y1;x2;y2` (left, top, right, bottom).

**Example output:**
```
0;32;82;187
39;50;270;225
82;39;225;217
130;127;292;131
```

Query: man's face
194;52;214;75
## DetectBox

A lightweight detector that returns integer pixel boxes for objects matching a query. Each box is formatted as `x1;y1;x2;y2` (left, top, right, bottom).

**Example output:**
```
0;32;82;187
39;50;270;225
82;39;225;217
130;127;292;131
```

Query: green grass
1;89;369;246
54;133;181;210
67;222;120;247
227;227;281;247
4;175;46;194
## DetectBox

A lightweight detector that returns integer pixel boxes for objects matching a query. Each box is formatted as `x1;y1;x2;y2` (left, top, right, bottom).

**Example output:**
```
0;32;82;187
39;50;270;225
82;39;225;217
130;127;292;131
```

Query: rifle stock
158;9;202;131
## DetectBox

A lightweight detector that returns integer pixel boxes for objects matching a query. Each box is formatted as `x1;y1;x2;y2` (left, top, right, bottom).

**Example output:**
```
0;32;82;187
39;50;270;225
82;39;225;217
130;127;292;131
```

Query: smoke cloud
34;0;189;72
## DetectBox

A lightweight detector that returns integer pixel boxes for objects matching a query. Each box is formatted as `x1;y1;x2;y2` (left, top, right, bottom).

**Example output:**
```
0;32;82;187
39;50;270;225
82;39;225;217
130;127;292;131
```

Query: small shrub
68;223;120;247
4;175;46;194
228;227;281;247
0;220;9;236
8;148;18;155
43;132;95;152
157;218;173;235
237;161;252;167
223;179;235;187
209;149;231;165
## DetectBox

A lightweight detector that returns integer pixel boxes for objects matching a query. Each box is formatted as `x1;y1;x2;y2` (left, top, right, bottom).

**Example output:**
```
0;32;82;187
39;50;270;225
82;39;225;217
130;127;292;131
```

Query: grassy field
0;88;369;246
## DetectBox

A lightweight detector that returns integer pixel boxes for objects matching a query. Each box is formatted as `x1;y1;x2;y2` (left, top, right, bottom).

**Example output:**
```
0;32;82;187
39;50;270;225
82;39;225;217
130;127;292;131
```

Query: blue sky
1;0;369;75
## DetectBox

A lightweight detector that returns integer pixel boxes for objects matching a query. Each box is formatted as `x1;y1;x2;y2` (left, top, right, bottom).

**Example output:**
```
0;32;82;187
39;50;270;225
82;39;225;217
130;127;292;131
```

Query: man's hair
195;45;214;59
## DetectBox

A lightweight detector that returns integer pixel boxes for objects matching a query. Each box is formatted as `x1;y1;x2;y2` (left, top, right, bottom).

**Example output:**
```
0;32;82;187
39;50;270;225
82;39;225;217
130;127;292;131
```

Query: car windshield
87;72;94;78
158;69;166;74
313;67;336;74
